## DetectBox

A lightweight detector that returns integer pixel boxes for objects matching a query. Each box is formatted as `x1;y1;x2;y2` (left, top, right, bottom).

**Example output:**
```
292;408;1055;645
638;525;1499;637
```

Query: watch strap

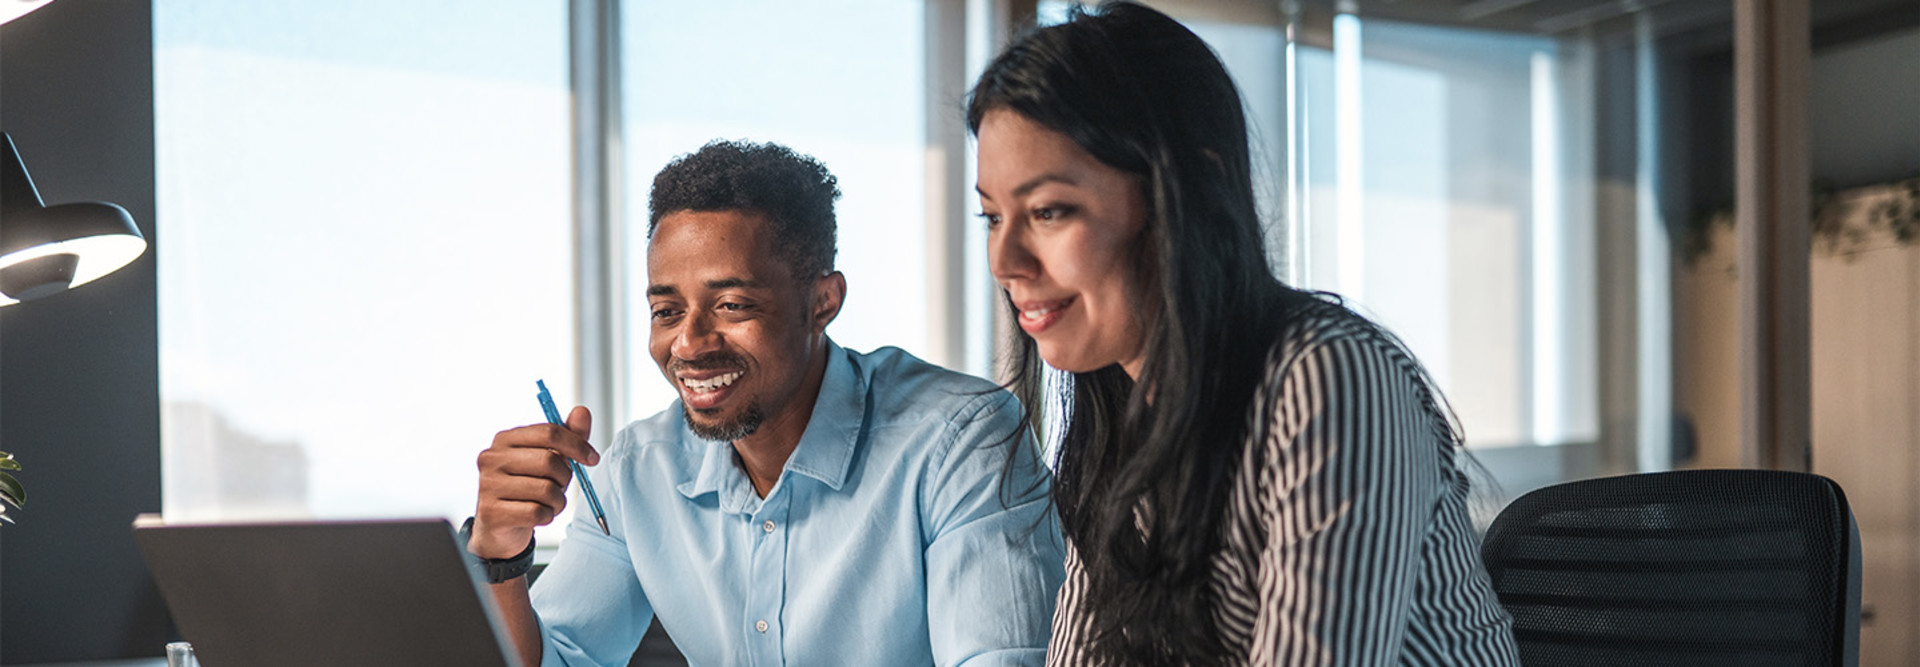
458;516;535;584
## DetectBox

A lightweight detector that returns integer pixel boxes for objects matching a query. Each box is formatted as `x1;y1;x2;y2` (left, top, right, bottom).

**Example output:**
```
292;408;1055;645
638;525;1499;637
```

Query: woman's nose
989;222;1039;284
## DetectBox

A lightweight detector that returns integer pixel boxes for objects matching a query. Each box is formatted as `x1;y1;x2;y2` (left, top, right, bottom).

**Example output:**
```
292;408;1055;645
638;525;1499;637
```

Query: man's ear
811;271;847;333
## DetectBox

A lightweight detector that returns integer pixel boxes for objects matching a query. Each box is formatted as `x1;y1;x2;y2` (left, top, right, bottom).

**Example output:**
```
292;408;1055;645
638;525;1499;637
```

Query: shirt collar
675;339;866;501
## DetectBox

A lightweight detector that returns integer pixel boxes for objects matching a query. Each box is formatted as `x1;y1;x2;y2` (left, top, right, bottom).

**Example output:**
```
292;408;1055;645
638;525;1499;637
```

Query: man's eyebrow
706;277;764;290
977;172;1079;200
647;278;762;296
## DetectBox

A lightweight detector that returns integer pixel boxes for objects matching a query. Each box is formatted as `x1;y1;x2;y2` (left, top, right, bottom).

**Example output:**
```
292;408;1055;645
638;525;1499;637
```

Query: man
466;140;1064;666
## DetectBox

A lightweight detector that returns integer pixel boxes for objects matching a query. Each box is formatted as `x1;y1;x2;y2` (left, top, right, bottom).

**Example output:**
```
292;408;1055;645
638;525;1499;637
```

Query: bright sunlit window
1297;18;1600;448
155;0;575;538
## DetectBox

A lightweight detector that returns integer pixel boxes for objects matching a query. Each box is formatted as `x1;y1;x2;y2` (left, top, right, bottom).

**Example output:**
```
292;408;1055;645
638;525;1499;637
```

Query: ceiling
1162;0;1920;41
1321;0;1920;37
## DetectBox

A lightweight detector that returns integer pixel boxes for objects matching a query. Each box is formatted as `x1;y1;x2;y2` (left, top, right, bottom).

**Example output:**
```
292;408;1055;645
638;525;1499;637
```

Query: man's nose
672;310;722;360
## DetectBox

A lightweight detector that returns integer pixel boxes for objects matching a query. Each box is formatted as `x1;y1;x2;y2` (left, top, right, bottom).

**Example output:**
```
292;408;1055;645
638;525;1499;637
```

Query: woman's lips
1015;297;1074;335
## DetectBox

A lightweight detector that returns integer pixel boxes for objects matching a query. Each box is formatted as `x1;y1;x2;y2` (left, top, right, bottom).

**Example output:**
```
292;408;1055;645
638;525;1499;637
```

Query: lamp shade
0;132;146;306
0;0;55;25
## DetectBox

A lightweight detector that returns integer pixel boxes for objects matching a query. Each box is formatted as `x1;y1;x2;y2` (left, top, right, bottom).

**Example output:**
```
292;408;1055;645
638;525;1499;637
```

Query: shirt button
762;520;776;533
755;619;769;633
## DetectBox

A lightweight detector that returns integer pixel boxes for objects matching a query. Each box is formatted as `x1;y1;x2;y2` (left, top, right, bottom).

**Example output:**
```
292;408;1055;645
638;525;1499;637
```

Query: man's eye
651;308;680;320
718;303;751;312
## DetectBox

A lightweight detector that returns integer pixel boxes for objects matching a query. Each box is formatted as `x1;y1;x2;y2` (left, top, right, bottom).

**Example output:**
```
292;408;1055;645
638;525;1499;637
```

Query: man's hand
471;405;597;559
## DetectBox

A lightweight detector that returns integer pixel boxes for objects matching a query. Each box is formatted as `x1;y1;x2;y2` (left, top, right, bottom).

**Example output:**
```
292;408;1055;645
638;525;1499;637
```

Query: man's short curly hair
647;140;841;280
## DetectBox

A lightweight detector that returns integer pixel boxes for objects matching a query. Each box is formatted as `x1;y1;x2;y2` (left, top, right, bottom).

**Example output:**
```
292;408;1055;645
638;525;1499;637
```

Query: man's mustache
668;353;748;374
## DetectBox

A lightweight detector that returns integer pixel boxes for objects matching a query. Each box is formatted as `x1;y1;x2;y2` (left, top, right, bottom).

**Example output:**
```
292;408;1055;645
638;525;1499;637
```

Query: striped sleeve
1243;331;1447;666
1044;543;1093;666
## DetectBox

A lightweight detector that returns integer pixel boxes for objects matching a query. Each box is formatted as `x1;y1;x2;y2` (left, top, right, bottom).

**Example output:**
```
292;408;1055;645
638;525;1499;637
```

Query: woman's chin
1035;344;1106;375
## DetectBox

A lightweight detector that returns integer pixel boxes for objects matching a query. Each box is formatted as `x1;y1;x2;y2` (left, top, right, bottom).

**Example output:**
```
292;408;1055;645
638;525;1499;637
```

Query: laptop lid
133;516;521;667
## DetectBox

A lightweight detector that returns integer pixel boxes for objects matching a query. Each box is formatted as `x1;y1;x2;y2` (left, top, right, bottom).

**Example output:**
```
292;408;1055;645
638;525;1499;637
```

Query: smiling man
465;140;1064;667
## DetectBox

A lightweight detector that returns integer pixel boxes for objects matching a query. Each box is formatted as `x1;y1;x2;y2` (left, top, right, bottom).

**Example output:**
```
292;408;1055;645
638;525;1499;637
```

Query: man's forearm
488;578;544;667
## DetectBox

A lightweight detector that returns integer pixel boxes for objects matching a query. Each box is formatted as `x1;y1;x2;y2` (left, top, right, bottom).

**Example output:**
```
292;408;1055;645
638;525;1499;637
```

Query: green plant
0;450;22;524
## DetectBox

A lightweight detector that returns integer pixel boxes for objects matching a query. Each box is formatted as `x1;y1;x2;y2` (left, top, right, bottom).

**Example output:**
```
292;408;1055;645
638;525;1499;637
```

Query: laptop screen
134;516;519;667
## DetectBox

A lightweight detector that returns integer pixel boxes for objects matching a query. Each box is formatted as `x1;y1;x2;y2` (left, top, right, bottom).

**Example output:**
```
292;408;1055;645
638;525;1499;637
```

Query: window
155;0;574;539
1294;17;1602;449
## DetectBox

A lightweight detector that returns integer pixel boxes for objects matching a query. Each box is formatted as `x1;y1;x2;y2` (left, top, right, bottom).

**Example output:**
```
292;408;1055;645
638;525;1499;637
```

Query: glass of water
166;641;198;667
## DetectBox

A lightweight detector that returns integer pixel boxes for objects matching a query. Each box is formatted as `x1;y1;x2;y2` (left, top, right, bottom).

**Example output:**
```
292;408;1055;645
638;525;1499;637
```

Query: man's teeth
683;371;743;393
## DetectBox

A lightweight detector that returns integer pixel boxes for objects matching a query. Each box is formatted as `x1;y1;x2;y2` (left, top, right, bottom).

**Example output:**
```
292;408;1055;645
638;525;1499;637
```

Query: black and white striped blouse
1047;314;1522;665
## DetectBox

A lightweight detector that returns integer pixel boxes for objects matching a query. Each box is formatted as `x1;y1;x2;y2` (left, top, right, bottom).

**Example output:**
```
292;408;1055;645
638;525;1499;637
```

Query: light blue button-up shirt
529;342;1065;666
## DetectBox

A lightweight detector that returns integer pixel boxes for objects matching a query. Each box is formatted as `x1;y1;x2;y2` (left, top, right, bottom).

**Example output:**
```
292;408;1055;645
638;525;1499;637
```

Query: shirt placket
744;487;792;666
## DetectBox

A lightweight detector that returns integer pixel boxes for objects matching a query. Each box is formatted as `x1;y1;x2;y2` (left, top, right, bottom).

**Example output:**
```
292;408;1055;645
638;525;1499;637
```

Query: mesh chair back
1481;469;1858;667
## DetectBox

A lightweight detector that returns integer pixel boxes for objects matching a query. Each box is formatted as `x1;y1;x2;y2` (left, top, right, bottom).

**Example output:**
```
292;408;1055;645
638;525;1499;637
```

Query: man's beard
685;402;765;442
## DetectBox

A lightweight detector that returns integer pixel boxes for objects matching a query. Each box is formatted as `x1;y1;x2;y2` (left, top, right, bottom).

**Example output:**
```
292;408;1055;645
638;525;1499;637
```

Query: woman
968;3;1520;665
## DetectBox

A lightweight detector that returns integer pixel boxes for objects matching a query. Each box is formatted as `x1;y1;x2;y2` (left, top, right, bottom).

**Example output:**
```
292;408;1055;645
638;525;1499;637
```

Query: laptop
133;515;522;667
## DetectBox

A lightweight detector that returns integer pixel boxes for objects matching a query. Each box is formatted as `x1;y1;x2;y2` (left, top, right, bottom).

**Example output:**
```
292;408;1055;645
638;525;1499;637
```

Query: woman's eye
1033;205;1071;221
978;212;1002;228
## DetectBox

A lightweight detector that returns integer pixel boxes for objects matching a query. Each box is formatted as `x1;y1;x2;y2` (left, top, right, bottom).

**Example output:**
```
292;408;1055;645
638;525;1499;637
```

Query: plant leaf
0;471;23;509
0;451;19;471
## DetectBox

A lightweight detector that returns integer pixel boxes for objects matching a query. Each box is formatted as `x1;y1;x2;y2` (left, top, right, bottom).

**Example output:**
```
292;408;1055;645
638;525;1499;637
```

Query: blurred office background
1;0;1916;663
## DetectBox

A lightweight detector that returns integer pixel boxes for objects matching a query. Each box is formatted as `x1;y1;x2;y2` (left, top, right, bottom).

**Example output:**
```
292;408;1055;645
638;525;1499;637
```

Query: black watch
458;517;536;584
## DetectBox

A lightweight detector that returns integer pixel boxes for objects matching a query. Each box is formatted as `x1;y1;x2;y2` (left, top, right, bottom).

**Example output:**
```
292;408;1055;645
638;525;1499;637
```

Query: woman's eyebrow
977;172;1079;200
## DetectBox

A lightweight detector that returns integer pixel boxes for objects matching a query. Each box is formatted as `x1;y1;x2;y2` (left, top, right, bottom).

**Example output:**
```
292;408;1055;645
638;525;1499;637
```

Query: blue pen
537;380;609;535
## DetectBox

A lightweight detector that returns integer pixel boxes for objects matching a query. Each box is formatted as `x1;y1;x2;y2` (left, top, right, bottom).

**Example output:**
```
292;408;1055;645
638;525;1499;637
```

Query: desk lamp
0;0;144;659
0;132;146;306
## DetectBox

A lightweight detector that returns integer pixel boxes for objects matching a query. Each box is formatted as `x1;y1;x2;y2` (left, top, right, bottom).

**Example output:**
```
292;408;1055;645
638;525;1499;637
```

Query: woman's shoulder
1253;293;1455;430
1249;292;1460;453
1261;294;1409;376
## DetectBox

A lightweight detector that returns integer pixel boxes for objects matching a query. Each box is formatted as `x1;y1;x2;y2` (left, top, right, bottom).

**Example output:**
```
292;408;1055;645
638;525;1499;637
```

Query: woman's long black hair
968;2;1320;662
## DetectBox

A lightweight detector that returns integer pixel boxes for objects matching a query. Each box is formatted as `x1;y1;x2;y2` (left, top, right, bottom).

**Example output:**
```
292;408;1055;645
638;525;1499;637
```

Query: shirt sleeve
528;446;655;667
921;391;1068;667
1248;333;1448;665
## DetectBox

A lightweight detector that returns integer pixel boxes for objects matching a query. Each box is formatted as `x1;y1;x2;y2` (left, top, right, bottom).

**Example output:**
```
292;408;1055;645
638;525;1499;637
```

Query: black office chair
1481;469;1861;667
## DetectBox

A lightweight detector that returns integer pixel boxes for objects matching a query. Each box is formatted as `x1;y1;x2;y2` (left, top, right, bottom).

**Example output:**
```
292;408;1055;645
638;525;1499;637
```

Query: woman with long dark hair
968;3;1520;664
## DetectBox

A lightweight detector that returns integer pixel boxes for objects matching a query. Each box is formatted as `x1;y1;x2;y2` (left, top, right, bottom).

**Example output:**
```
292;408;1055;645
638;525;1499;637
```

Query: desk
3;618;685;667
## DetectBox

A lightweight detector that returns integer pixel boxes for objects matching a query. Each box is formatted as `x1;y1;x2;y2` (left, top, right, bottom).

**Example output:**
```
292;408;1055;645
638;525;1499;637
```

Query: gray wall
1;0;167;663
1684;14;1920;212
1810;25;1920;188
